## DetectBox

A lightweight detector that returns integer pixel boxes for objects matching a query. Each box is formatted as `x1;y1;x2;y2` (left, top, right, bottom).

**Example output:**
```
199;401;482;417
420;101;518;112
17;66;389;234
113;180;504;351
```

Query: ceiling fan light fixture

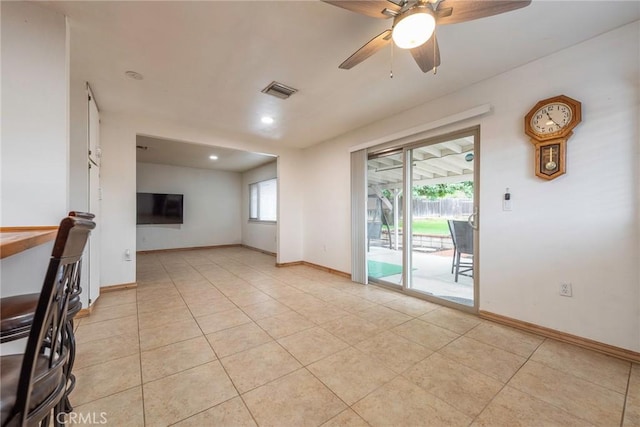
392;7;436;49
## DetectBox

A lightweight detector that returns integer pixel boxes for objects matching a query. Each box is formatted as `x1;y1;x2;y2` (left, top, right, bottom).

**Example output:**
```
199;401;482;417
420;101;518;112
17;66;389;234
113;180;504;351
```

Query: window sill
248;220;277;224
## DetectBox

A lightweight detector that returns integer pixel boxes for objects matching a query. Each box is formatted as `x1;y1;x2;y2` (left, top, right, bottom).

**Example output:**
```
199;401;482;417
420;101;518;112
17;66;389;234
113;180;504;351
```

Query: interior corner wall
68;79;88;212
302;22;640;352
137;162;242;251
241;161;277;254
276;150;305;264
302;139;352;274
99;114;137;287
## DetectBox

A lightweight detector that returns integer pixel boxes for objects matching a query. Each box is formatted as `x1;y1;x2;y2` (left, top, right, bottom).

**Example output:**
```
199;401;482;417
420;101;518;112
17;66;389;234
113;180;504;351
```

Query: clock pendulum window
524;95;582;180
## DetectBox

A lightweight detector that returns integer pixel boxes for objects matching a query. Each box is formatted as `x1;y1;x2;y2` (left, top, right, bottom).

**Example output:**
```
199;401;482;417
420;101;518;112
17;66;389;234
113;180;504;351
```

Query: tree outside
381;181;474;236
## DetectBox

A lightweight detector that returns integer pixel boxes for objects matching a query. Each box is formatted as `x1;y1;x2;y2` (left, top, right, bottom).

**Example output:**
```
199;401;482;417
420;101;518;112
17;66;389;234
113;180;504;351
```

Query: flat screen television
137;193;184;225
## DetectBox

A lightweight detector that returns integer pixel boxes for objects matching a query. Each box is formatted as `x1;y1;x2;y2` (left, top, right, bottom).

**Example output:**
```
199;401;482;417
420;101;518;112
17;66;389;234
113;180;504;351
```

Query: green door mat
368;260;403;279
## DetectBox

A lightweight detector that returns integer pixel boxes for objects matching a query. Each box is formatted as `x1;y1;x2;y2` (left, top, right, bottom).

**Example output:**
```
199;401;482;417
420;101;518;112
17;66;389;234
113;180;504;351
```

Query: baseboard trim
241;245;276;257
302;261;351;279
276;261;304;268
75;305;93;319
76;283;137;318
101;282;137;293
276;260;351;279
479;310;640;363
137;244;242;254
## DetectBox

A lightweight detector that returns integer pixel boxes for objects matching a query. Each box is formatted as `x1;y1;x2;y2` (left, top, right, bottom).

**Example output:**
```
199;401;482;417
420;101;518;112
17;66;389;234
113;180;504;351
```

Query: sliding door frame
367;126;481;314
367;148;405;289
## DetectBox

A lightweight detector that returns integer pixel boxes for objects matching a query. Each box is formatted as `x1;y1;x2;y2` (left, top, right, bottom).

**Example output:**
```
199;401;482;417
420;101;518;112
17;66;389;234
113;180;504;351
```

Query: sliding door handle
468;207;478;230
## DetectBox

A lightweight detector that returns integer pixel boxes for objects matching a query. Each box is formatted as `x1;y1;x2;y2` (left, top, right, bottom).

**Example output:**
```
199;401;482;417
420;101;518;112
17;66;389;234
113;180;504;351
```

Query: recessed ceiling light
125;70;144;80
209;155;218;160
261;116;275;125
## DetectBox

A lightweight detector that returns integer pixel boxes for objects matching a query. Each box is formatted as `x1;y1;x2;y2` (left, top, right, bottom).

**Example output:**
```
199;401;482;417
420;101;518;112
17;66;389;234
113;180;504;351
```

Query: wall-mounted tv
137;193;184;225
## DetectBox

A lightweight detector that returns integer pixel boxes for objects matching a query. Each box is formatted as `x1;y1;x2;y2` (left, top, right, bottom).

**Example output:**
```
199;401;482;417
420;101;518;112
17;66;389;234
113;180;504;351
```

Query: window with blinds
249;178;277;222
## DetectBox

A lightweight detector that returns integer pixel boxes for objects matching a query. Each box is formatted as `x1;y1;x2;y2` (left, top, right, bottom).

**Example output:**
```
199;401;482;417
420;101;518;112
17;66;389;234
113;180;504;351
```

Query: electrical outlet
560;282;572;297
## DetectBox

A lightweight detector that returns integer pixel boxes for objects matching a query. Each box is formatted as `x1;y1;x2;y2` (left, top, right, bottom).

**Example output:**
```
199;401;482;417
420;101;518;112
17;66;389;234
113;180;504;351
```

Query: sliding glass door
407;135;477;307
366;128;479;311
366;151;403;287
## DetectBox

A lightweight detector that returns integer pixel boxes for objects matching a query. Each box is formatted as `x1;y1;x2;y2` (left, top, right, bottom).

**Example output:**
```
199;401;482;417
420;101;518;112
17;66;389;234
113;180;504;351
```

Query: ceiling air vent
261;81;298;100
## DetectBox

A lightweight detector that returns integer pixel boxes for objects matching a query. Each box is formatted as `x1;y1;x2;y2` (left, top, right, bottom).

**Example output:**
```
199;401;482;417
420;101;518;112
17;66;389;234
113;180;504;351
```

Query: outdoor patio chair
448;220;473;282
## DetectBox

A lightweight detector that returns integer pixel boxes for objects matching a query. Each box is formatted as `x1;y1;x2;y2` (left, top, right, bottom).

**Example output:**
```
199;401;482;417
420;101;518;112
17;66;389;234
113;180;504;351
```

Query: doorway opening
134;135;278;264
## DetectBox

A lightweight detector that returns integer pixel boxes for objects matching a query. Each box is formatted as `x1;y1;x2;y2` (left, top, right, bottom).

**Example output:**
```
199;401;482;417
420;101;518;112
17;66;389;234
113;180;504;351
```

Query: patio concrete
367;246;474;307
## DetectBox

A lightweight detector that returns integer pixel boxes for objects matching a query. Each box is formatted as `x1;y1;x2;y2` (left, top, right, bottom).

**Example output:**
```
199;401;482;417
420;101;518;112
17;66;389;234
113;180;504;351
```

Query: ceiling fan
323;0;531;73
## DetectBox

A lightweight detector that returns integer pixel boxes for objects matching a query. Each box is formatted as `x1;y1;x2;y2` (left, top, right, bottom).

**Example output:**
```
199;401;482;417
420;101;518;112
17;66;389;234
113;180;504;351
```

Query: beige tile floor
70;247;639;426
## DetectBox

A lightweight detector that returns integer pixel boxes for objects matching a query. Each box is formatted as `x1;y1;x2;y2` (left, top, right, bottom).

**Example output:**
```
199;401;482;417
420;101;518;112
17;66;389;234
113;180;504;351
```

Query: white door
87;86;101;306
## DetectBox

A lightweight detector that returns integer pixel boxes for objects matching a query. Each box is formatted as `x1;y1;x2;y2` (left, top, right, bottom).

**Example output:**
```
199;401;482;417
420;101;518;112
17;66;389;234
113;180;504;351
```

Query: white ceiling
136;135;276;172
44;0;639;155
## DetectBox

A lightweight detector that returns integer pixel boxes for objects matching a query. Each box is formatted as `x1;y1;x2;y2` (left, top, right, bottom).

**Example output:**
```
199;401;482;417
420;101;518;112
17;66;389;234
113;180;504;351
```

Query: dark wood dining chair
0;212;94;343
58;211;95;414
0;215;95;426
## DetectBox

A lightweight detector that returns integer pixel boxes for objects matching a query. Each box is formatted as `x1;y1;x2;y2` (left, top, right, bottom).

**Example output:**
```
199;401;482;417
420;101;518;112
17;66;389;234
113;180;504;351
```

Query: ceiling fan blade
436;0;531;25
322;1;399;19
410;35;441;73
339;29;393;70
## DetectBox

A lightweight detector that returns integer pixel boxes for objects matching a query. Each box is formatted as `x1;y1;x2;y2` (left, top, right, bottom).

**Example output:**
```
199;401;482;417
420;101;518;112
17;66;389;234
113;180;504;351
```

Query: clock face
530;102;573;135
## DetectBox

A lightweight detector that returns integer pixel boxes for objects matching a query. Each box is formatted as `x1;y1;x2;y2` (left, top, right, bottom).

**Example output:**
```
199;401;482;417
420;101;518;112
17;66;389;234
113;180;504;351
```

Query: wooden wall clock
524;95;582;180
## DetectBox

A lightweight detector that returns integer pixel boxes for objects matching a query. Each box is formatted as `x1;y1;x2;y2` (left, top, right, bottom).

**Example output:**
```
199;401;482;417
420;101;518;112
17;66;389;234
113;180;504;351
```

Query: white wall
302;22;640;352
1;2;69;225
242;161;277;253
0;2;68;298
277;150;305;263
137;162;242;251
69;79;88;212
301;138;351;273
99;114;137;287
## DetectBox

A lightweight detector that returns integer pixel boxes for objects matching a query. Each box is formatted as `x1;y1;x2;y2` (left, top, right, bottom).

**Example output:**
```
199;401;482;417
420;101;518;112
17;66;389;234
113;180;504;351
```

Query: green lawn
412;218;450;235
390;218;451;235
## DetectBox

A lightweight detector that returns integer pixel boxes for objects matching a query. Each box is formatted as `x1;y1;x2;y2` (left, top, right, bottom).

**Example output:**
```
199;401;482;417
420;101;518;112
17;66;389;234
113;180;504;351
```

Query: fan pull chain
433;28;438;75
390;42;394;78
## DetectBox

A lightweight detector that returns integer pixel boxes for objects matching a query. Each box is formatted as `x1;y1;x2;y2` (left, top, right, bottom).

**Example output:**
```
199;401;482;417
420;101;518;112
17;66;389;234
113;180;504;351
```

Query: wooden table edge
0;226;58;259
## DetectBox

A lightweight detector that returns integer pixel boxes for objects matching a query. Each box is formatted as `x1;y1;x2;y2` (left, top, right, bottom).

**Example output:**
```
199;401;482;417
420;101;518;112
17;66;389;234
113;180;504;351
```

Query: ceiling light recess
261;116;275;125
261;81;298;100
209;155;218;160
392;6;436;49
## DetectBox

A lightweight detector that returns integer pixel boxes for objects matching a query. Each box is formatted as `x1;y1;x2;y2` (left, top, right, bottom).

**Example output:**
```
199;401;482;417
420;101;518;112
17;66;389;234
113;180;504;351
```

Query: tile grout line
182;255;264;427
199;254;413;425
481;336;616;426
139;253;172;426
68;288;142;411
134;247;629;426
619;363;633;427
464;335;548;425
216;256;345;426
